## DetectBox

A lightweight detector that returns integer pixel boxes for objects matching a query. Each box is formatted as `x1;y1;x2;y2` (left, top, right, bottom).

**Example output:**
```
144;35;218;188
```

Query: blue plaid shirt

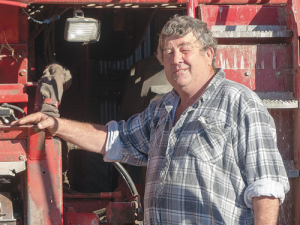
105;69;290;224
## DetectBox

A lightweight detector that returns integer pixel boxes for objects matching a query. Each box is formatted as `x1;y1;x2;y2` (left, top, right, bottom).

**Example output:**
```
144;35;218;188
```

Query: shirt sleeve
104;101;156;166
244;179;286;208
237;94;290;207
104;120;125;162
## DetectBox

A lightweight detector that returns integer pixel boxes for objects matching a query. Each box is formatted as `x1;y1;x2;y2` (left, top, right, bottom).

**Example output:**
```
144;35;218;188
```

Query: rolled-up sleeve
244;178;286;208
104;102;156;166
104;120;124;162
237;95;290;207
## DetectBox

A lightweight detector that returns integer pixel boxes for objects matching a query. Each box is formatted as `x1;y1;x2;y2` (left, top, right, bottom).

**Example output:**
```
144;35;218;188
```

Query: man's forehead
163;33;199;48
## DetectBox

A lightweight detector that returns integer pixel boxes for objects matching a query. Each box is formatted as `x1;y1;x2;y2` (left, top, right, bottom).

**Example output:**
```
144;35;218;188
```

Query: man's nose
172;50;183;64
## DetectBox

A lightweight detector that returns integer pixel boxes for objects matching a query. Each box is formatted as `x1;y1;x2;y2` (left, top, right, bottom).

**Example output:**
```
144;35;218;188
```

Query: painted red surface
0;0;289;6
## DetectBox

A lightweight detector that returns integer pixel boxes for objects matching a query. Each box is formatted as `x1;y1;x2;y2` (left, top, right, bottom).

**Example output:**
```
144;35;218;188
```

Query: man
13;15;289;224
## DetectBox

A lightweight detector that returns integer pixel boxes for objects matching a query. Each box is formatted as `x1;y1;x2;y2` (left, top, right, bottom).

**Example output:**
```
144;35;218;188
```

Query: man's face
163;32;214;94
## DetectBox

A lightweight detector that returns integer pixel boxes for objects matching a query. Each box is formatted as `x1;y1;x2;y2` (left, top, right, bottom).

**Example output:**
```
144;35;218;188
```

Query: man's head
156;15;217;95
156;15;217;69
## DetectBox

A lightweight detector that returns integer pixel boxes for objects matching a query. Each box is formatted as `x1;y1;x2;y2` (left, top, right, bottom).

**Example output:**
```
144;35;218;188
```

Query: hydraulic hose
112;162;143;219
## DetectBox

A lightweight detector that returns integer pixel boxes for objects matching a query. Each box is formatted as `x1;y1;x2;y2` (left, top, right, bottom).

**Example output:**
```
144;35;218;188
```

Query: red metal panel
64;192;122;199
0;126;29;139
0;84;23;94
0;45;28;85
217;44;293;92
0;84;28;103
19;8;28;44
64;199;110;213
0;140;27;161
0;0;27;7
0;84;27;102
200;5;287;27
290;0;300;38
1;0;288;5
27;131;63;225
187;0;198;18
0;126;63;224
0;94;28;103
0;5;19;43
64;212;99;225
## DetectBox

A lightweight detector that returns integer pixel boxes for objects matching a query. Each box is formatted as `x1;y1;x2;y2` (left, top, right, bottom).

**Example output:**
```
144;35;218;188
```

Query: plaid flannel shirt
104;69;290;225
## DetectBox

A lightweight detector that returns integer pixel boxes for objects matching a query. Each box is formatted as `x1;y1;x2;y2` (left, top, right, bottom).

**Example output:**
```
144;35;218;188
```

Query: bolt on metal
19;69;27;76
245;71;251;76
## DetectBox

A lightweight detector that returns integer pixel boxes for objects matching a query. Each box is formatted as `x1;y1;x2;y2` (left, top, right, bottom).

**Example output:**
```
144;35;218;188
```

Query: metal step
256;92;298;109
150;87;298;109
211;25;293;38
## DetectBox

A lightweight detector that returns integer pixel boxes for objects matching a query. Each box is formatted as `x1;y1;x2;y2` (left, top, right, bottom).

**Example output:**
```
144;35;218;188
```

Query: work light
64;9;101;43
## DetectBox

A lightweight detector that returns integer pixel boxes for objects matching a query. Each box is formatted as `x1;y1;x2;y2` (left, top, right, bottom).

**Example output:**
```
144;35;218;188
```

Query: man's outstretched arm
11;112;108;155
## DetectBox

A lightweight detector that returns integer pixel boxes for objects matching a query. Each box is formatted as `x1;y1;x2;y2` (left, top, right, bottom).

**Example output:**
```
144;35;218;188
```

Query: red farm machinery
0;0;300;224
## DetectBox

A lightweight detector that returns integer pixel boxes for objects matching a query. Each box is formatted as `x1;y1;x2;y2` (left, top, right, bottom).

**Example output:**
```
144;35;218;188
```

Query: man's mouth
174;68;188;73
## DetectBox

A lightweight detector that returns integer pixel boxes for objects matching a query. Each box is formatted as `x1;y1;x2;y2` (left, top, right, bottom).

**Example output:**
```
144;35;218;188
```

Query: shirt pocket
188;116;231;164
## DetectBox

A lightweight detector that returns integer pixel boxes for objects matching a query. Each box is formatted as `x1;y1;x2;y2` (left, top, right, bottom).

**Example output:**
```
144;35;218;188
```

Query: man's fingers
37;116;54;129
10;112;48;126
10;112;58;136
36;116;59;136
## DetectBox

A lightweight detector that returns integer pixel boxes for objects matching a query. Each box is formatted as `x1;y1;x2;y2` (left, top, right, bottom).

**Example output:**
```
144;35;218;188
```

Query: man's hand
11;112;108;155
11;112;59;136
253;196;280;225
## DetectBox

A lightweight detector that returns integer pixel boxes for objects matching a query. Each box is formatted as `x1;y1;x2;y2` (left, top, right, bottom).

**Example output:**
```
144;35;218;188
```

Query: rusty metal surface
64;191;122;199
0;44;28;85
0;1;298;225
63;199;110;214
200;5;287;27
64;212;99;225
0;140;26;162
0;126;63;224
27;136;63;225
106;202;135;224
1;0;288;6
216;44;293;92
186;0;197;17
0;126;30;140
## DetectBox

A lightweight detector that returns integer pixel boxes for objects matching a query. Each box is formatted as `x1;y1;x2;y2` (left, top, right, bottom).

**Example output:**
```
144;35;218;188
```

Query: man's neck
178;69;215;110
173;70;215;124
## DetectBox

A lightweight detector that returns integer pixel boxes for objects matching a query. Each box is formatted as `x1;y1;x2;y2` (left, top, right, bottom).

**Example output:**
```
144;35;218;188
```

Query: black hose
1;103;27;116
112;162;142;209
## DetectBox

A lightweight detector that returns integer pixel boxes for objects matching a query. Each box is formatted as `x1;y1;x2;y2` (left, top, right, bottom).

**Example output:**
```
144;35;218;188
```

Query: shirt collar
200;68;225;103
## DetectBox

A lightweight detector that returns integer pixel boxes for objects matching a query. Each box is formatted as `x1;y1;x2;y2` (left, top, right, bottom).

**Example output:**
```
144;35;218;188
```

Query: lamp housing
64;10;101;43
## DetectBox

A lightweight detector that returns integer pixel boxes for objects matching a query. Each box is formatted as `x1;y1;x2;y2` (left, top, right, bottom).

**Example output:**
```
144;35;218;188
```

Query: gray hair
156;15;217;68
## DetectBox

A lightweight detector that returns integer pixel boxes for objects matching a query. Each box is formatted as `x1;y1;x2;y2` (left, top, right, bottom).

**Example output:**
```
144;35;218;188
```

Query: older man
13;15;289;224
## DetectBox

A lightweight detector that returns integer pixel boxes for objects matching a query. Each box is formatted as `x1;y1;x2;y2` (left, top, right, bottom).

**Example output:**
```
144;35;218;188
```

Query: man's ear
205;47;214;66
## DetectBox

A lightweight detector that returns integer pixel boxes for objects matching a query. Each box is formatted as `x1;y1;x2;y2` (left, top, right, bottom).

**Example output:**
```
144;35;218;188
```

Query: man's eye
164;51;173;56
181;49;191;53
